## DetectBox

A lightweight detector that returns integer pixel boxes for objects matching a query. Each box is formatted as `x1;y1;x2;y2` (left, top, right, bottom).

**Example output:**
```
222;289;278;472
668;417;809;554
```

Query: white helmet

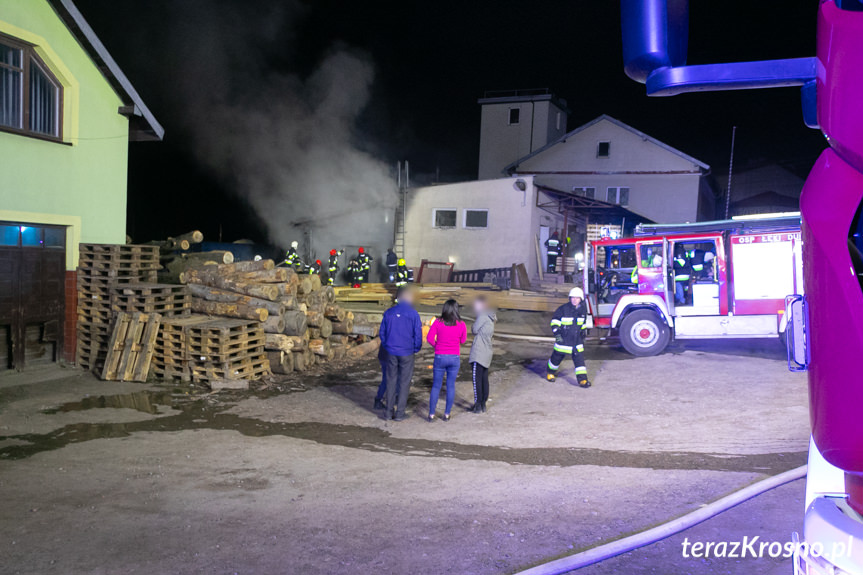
291;241;298;249
569;287;584;299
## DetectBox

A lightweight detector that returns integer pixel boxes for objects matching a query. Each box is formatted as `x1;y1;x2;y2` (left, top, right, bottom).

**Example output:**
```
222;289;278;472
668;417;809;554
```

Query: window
0;34;62;140
572;187;595;199
433;209;457;228
0;224;66;248
463;209;488;229
639;244;664;268
597;141;610;158
606;187;630;206
508;107;520;125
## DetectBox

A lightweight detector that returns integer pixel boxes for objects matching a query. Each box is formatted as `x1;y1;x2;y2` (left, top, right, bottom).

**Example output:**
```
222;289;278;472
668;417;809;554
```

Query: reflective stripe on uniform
675;275;690;281
553;344;572;353
576;317;585;325
692;264;704;271
574;366;588;375
547;360;560;371
550;319;562;327
576;344;584;352
560;317;574;325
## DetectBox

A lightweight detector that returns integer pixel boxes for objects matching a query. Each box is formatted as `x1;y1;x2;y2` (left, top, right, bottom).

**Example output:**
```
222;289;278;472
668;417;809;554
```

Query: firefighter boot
577;377;592;389
546;373;556;382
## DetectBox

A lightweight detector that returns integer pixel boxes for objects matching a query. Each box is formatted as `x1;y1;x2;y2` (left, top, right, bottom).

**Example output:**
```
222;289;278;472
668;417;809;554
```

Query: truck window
639;244;663;268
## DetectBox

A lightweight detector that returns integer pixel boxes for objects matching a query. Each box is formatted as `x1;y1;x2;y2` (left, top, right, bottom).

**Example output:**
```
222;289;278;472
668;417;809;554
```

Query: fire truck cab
586;215;803;356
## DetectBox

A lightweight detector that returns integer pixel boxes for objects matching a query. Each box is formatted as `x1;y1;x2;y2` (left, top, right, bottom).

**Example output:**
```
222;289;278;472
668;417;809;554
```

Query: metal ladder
394;188;406;257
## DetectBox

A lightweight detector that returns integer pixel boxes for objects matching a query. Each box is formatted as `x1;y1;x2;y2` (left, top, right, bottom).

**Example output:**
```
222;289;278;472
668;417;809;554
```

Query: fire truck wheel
619;309;670;357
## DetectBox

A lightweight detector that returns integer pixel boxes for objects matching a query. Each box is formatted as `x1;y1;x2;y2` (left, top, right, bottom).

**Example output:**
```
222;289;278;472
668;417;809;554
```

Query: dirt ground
0;336;809;575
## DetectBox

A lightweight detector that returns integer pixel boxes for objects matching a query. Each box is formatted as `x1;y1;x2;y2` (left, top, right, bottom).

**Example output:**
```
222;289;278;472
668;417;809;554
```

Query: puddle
42;390;180;415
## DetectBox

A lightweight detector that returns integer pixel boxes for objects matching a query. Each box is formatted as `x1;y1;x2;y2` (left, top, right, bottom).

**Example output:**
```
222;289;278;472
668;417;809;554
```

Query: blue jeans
430;354;460;416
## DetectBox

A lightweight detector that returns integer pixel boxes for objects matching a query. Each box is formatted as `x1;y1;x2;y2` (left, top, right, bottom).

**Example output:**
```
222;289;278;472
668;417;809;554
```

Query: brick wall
63;270;77;363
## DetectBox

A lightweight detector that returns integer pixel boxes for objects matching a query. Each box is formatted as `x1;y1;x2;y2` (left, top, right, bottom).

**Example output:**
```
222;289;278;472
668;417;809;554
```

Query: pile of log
175;259;381;374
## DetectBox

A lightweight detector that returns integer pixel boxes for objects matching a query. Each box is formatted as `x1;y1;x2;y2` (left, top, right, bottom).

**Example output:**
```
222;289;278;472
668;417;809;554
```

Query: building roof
478;88;571;114
47;0;164;141
535;184;654;224
504;114;708;175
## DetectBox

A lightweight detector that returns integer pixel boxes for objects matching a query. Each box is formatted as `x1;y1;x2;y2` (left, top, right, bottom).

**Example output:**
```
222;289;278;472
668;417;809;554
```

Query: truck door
635;240;668;302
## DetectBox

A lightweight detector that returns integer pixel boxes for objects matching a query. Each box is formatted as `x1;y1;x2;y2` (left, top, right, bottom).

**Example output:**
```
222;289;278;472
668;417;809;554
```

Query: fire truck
586;214;803;356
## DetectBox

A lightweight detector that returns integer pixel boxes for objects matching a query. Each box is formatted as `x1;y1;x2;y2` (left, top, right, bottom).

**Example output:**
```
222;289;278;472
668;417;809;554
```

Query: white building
504;115;715;223
403;176;645;279
477;90;570;180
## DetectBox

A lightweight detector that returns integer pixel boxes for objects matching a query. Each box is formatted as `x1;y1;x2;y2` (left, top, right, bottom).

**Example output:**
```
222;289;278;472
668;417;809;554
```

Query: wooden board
101;312;162;382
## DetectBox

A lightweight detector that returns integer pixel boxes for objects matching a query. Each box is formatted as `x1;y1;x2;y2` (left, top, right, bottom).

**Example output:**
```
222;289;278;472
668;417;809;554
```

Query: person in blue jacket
379;285;423;421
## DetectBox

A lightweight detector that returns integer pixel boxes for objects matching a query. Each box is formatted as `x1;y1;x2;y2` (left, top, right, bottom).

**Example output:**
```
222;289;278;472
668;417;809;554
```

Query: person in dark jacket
547;287;591;388
469;296;497;413
385;248;398;283
379;286;423;421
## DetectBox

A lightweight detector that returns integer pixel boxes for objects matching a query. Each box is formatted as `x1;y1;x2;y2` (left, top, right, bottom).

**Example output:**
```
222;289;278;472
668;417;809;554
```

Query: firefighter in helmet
357;247;373;284
546;286;591;388
545;231;563;273
673;244;692;305
308;259;322;275
285;241;301;269
394;259;409;287
348;258;362;288
327;249;343;286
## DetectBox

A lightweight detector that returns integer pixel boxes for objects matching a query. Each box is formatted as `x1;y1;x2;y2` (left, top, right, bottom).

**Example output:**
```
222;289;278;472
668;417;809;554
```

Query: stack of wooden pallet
187;318;269;384
110;283;191;316
169;258;381;375
150;315;210;382
76;244;160;372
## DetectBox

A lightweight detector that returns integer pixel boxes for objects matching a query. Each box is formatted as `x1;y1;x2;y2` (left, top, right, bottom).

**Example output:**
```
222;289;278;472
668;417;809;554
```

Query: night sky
74;0;827;245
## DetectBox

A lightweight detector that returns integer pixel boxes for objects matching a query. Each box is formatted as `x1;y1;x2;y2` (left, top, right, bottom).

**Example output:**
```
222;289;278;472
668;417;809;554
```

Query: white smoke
166;0;397;273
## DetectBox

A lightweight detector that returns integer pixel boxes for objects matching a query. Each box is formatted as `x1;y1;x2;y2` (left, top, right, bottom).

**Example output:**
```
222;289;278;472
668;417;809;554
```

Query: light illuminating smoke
167;0;397;276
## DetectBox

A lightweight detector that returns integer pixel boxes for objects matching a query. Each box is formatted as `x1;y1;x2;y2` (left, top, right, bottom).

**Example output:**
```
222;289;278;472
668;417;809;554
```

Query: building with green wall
0;0;162;367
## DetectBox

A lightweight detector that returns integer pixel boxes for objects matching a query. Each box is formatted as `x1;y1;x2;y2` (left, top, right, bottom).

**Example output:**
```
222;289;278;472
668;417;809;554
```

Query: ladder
394;188;406;257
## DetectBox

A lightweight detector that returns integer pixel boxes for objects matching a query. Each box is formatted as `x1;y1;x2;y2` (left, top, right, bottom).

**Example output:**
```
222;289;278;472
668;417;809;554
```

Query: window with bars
0;33;62;140
606;187;630;206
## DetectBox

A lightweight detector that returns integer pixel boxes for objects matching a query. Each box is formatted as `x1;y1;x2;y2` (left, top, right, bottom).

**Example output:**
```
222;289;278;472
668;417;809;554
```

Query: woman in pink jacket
426;299;467;422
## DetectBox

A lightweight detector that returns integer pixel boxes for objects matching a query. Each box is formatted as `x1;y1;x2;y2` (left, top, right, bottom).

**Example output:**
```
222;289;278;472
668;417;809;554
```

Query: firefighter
284;241;301;269
545;231;563;273
546;287;591;388
308;259;322;275
348;258;363;288
395;259;409;287
673;244;691;304
386;248;398;283
327;249;343;286
357;247;373;284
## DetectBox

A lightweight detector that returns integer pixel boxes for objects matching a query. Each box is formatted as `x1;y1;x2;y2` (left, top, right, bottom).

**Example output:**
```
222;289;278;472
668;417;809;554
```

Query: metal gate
0;223;66;370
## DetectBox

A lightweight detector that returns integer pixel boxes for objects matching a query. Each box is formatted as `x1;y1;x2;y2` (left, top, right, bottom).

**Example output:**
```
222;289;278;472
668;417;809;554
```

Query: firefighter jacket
308;262;321;275
545;236;562;256
549;300;588;352
285;248;299;266
673;253;691;282
328;254;339;273
395;266;409;286
358;253;372;271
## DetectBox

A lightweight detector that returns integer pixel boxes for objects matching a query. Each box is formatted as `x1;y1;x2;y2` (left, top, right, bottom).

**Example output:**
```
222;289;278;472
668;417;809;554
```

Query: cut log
265;333;296;352
331;318;354;334
322;285;335;303
328;334;350;345
351;323;379;337
293;351;306;372
233;268;290;283
279;293;298;310
261;314;285;334
283;310;309;336
278;283;298;298
319;317;333;339
267;350;294;374
190;298;268;321
324;304;345;322
185;272;280;301
183;250;234;264
347;338;381;358
187;284;285;316
309;338;330;356
309;327;321;339
157;270;184;285
305;309;325;328
216;259;275;274
297;277;313;295
309;274;322;292
172;230;204;245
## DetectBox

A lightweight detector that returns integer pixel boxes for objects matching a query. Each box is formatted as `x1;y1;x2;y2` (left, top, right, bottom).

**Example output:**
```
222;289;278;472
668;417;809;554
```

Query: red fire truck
586;214;803;356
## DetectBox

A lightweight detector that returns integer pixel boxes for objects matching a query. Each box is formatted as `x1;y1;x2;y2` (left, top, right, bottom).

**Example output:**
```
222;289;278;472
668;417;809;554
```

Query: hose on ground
514;464;808;574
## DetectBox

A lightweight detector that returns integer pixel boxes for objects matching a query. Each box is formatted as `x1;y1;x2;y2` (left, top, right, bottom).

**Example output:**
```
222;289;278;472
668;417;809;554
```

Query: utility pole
725;126;737;219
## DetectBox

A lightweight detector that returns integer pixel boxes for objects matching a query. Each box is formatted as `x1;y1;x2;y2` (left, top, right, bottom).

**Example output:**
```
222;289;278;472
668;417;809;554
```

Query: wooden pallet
150;315;213;382
101;312;162;382
111;283;190;316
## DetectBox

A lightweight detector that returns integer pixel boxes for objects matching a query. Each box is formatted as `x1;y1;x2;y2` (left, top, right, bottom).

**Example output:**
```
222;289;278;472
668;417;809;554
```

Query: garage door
0;223;66;370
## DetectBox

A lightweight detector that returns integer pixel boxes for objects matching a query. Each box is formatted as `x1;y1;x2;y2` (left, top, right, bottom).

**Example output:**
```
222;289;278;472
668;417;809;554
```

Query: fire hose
514;464;808;574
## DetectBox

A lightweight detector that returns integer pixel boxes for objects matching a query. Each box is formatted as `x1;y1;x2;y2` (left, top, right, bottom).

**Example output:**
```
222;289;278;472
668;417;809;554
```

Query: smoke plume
166;0;397;273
